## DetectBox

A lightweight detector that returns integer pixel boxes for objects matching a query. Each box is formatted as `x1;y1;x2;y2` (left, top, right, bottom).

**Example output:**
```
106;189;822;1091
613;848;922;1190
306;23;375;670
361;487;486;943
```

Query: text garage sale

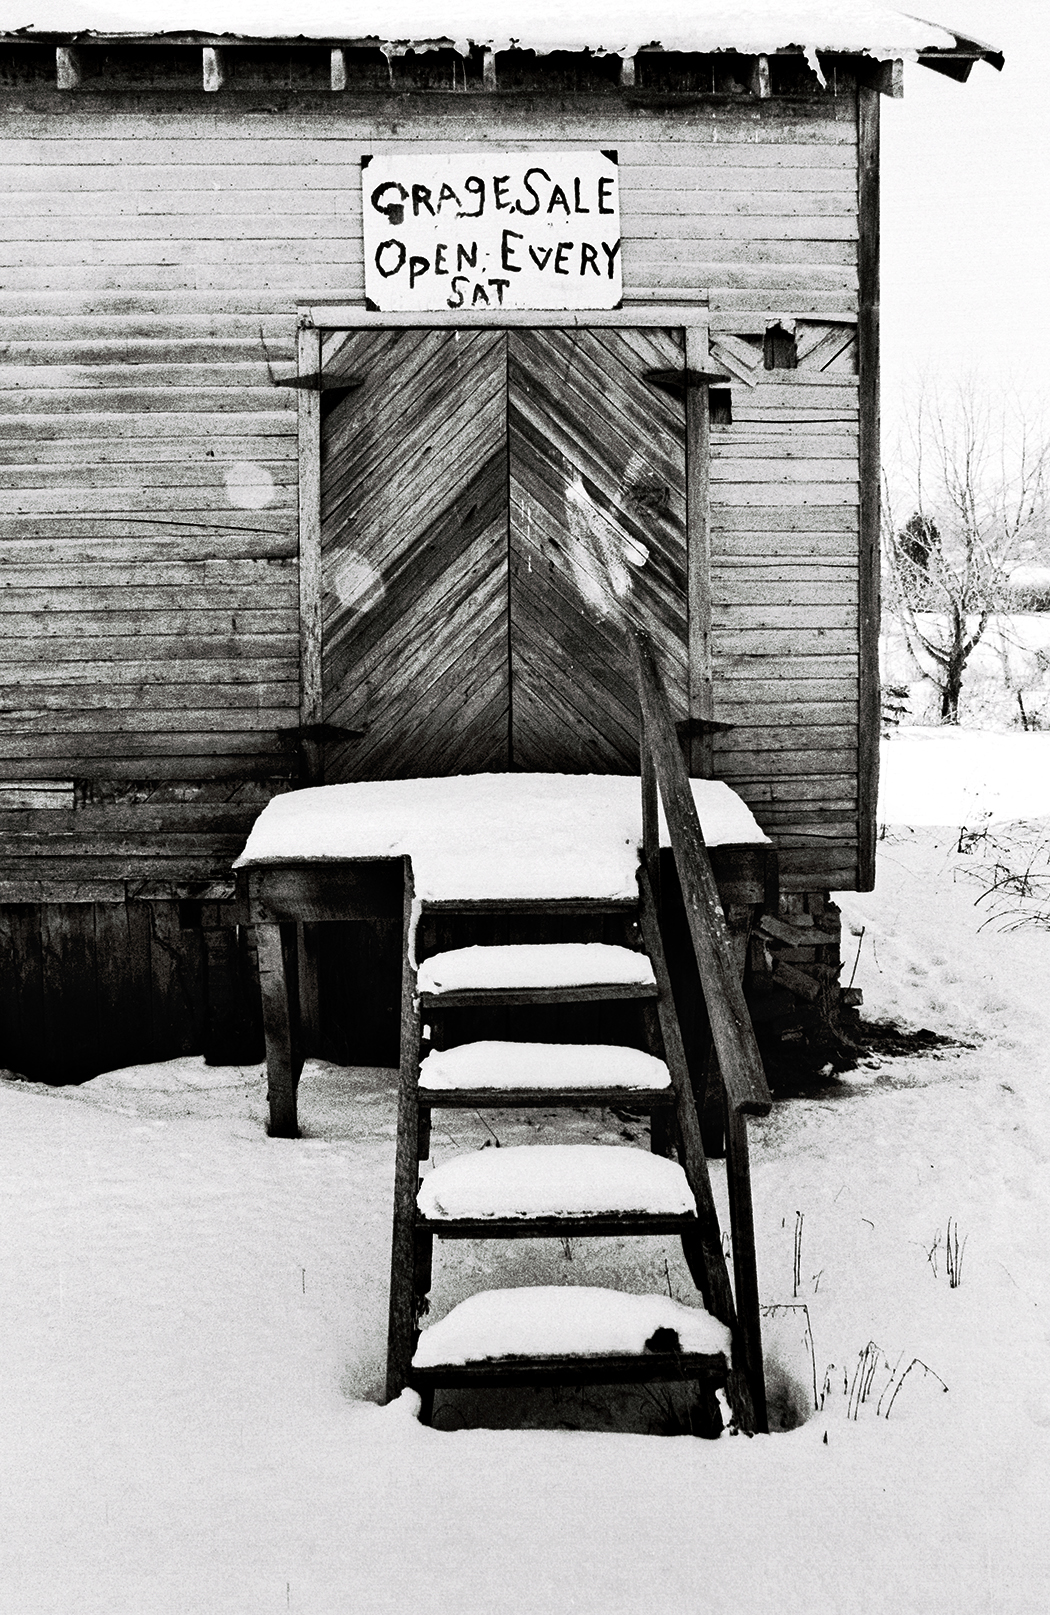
361;152;623;310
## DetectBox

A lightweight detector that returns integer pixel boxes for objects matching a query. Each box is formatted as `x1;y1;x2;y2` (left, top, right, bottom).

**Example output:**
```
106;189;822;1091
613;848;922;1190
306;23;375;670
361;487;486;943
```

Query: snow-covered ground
3;734;1050;1613
879;724;1050;825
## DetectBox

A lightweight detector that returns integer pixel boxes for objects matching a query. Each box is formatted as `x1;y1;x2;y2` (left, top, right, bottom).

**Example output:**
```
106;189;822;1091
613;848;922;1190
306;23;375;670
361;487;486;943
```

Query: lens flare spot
224;462;275;510
331;551;385;613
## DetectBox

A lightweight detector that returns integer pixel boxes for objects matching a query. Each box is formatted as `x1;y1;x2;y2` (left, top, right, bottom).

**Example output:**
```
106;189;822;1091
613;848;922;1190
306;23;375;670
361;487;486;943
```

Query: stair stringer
637;866;759;1434
384;862;762;1434
386;862;427;1399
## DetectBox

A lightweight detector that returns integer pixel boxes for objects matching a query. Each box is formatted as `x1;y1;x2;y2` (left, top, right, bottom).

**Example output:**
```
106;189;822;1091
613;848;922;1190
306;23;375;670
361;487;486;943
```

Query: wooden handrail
636;866;763;1434
632;629;771;1431
631;630;772;1118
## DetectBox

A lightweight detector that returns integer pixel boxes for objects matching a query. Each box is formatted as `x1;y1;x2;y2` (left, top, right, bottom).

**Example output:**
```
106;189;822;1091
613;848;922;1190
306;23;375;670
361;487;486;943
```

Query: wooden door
319;325;688;780
320;327;510;780
508;328;688;771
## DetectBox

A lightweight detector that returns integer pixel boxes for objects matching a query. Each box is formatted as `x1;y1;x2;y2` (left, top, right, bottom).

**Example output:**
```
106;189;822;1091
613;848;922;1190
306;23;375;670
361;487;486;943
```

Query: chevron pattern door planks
320;328;510;779
319;326;688;780
508;328;688;772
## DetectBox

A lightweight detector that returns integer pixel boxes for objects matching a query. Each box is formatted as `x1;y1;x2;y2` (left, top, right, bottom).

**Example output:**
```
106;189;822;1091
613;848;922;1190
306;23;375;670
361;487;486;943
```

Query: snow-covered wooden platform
234;773;768;903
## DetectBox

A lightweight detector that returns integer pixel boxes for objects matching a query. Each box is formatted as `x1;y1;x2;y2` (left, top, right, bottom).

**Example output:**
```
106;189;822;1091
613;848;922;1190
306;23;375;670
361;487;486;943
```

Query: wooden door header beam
302;305;709;330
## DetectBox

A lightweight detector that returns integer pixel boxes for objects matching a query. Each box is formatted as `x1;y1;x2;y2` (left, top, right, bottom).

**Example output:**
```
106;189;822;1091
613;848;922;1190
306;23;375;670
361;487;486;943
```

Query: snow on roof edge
0;3;987;64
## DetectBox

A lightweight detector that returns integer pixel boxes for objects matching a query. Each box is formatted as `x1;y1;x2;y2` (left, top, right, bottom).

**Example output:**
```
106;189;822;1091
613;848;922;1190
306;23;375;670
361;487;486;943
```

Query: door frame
296;302;720;780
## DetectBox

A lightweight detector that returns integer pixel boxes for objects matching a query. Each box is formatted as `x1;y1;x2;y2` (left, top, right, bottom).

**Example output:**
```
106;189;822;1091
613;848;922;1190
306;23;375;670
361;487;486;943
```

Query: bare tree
883;380;1049;723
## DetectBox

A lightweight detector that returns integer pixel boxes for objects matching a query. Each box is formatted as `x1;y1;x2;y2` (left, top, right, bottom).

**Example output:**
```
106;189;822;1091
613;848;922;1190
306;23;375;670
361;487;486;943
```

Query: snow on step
413;1286;732;1368
419;1041;671;1094
417;1144;694;1221
416;944;656;996
234;772;768;903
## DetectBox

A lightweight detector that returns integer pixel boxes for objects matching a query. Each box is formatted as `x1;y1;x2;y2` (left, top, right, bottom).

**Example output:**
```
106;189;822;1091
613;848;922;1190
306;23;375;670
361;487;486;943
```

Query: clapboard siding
0;683;296;710
4;659;297;684
0;143;854;186
2;190;856;225
0;101;857;323
0;363;281;388
0;707;295;731
1;88;860;893
0;78;301;876
710;358;860;888
0;293;339;315
0;338;295;361
0;387;288;411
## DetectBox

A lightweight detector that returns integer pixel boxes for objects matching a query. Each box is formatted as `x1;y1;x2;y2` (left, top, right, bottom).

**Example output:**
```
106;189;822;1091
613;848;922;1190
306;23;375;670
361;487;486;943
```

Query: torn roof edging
0;1;982;64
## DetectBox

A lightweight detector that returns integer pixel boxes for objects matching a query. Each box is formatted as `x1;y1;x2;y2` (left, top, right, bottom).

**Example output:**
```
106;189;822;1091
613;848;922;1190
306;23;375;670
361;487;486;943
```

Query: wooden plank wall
0;86;859;907
0;94;306;900
709;361;860;893
0;900;227;1080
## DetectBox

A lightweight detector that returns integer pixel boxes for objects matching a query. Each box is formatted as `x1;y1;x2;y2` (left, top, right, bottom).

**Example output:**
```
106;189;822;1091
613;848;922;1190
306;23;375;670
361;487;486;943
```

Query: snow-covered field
3;734;1050;1613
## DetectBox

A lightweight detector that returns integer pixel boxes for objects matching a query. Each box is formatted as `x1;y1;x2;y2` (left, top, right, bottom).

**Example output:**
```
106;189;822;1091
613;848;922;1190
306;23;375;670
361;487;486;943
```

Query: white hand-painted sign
361;152;622;312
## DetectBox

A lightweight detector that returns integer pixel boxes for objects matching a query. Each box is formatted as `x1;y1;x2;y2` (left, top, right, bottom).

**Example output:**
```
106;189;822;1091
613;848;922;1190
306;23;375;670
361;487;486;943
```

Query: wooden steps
416;942;658;1007
411;1352;727;1392
387;891;764;1432
417;1143;696;1235
238;631;772;1432
412;1285;731;1393
418;1039;673;1110
380;630;775;1433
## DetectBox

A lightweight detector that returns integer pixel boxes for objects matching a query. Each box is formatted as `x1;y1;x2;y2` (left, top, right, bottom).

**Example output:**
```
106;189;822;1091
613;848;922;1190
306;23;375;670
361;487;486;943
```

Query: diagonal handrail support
631;630;772;1118
631;627;771;1432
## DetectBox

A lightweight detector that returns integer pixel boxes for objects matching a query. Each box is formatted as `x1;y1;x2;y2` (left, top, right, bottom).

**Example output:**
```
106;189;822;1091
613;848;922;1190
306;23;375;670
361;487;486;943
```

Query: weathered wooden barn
0;4;999;1082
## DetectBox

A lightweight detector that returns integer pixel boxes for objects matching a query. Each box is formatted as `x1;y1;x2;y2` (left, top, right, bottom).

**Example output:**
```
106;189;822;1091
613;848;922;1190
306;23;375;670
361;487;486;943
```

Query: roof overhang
0;4;1004;82
916;36;1004;82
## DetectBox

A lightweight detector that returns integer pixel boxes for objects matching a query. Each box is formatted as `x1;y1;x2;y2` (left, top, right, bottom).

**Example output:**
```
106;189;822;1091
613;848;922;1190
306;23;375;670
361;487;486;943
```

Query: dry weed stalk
945;1217;968;1288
